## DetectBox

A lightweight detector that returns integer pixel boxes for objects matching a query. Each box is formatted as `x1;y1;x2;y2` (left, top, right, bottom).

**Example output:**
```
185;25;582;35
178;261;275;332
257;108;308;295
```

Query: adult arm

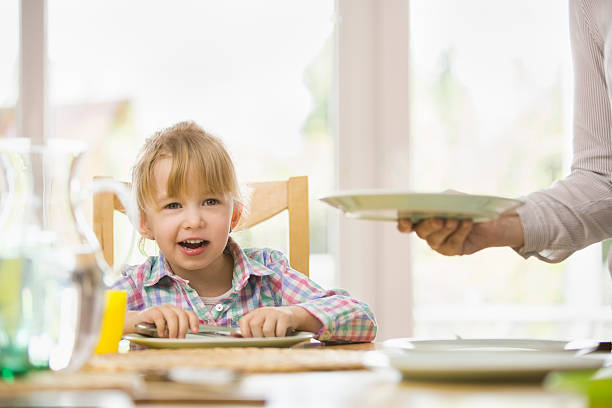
516;0;612;263
400;0;612;261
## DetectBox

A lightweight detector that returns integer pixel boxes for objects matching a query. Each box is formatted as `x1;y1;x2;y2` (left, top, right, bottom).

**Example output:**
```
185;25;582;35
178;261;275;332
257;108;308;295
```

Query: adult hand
397;211;524;256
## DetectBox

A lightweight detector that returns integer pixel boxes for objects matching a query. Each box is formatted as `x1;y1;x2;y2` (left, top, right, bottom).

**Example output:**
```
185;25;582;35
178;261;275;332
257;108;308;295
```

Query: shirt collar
142;253;189;287
227;237;275;290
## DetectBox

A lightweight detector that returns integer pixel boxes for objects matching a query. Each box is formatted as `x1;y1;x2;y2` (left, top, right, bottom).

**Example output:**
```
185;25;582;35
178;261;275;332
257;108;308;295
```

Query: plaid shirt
112;238;377;342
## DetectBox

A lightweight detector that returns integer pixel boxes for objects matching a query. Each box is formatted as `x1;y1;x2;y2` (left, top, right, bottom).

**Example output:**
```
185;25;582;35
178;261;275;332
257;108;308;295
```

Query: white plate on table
382;338;597;352
365;350;605;382
367;338;607;382
124;331;314;349
319;191;523;223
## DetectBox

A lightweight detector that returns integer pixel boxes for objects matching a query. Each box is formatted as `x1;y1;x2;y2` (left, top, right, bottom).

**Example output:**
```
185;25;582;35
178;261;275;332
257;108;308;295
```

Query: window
0;1;18;137
11;0;611;340
409;0;612;339
44;0;335;286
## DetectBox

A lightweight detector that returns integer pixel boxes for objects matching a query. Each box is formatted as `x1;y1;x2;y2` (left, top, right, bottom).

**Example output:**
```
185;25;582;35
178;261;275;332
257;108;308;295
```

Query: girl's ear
139;212;154;240
230;203;243;231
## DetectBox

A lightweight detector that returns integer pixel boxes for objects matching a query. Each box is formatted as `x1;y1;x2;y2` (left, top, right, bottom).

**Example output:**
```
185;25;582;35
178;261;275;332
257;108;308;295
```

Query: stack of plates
364;338;608;382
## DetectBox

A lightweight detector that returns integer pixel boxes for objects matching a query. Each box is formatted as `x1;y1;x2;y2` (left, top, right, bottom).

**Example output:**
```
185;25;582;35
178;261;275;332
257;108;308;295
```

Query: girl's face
140;158;240;278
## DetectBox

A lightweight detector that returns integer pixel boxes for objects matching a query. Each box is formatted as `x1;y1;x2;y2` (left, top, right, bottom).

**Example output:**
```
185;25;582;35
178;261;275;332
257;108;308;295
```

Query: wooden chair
92;176;310;276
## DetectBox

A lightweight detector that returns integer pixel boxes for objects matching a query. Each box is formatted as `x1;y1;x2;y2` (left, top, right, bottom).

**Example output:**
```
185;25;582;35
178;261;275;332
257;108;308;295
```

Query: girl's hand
239;306;322;337
124;305;199;338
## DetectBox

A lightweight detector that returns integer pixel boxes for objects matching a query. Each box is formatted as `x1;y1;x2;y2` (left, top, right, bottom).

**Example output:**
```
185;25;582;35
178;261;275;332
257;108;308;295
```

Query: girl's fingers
139;308;166;337
249;316;265;338
275;319;291;337
151;314;167;338
262;317;277;338
175;310;189;338
239;316;252;338
160;307;179;338
187;310;200;334
139;306;200;338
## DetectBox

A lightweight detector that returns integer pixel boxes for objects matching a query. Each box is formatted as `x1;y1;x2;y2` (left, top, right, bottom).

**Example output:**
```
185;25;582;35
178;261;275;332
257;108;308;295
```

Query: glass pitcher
0;138;137;377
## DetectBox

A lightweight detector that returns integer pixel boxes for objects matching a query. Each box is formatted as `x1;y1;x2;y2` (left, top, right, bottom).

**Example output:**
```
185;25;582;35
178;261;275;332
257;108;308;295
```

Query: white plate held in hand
319;191;523;223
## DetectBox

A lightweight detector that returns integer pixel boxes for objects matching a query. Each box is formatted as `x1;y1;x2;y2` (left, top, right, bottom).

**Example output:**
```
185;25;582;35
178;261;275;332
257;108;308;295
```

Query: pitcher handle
72;178;140;287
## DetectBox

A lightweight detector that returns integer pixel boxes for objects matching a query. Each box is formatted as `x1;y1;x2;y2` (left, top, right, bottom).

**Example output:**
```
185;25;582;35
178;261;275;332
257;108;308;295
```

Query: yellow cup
94;290;127;354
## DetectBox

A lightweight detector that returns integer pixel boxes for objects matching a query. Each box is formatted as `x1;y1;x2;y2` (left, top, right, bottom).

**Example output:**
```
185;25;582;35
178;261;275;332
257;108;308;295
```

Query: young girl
113;121;377;343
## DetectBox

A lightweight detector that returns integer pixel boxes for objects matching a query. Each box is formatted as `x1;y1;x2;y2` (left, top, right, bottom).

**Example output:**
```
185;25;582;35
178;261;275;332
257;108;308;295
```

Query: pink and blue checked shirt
112;238;377;342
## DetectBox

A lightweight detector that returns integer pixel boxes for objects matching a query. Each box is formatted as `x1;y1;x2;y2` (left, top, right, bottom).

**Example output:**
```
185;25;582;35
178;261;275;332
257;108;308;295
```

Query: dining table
0;339;605;408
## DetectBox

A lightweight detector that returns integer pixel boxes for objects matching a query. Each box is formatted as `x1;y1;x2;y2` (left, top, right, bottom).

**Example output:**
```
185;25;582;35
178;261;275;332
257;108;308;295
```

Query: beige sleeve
516;0;612;264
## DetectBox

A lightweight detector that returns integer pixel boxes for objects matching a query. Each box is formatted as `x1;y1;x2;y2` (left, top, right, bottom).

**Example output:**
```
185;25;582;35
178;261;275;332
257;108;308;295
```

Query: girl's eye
165;202;181;210
203;198;219;206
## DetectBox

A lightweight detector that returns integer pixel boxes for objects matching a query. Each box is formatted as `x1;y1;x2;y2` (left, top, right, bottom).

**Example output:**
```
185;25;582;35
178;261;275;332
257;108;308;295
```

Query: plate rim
123;331;314;348
318;191;524;222
365;349;604;378
381;337;575;352
319;190;523;204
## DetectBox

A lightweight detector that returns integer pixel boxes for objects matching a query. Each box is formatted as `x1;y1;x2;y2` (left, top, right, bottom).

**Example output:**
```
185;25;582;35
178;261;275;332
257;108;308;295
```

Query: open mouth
178;239;209;250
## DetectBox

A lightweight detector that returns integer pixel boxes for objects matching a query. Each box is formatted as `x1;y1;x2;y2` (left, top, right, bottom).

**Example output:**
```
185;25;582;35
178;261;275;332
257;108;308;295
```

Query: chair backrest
92;176;310;276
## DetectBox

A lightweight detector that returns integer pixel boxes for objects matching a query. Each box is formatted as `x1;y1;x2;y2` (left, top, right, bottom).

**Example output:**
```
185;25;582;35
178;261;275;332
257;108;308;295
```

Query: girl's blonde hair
132;121;243;212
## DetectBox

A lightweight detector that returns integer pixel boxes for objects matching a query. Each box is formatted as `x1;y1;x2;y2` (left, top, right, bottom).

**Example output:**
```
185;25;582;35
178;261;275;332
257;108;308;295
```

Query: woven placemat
0;371;264;404
85;347;367;373
0;371;142;395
